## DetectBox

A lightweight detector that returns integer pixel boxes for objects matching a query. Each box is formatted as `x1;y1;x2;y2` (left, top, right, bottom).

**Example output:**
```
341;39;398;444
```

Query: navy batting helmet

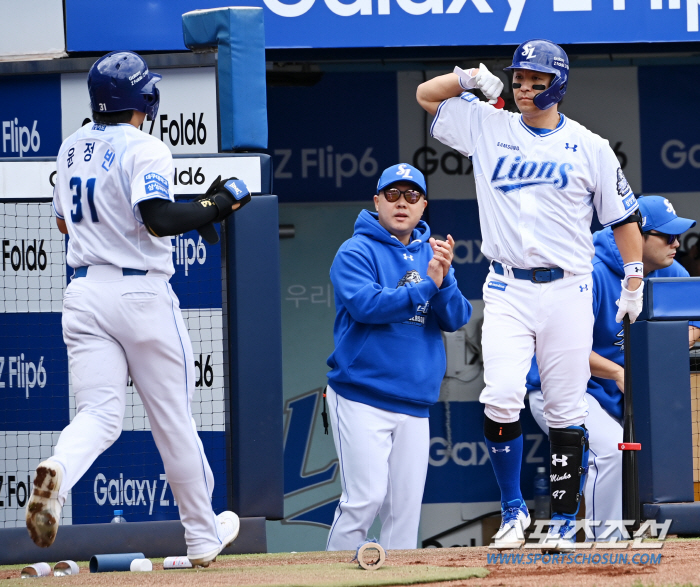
504;39;569;111
88;51;161;121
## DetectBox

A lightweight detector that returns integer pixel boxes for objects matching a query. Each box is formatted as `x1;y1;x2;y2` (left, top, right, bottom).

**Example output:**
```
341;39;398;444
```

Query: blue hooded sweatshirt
327;209;472;417
527;226;698;421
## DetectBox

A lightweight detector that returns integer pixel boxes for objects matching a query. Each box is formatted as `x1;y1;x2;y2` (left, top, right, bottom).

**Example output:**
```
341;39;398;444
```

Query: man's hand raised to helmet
453;64;503;105
474;63;504;104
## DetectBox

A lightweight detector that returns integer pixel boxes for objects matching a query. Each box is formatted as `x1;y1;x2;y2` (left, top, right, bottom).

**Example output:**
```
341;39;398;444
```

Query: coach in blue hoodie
528;195;699;540
325;164;471;551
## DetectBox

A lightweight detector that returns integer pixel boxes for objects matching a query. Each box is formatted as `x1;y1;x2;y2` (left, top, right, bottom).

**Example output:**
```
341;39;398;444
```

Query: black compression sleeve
138;198;218;237
611;211;642;231
484;416;522;442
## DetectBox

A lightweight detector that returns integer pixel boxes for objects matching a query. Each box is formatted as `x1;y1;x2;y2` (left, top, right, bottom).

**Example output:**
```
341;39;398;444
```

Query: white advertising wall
0;1;66;61
60;68;219;154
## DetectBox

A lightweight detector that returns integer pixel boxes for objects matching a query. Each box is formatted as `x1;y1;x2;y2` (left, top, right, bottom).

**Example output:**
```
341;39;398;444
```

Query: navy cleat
542;514;577;553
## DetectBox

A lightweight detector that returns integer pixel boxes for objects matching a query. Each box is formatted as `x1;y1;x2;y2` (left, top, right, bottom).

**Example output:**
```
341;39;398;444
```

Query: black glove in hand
195;176;252;245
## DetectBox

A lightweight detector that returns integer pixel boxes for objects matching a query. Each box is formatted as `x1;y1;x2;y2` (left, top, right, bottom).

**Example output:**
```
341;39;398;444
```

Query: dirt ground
2;539;699;587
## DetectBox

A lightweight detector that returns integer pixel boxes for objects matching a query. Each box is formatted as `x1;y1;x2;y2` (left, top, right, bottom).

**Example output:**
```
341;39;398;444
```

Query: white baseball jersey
53;123;175;275
431;92;638;275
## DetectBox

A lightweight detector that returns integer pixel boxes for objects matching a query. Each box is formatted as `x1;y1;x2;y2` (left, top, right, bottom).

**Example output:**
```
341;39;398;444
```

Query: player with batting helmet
26;51;250;566
417;39;644;551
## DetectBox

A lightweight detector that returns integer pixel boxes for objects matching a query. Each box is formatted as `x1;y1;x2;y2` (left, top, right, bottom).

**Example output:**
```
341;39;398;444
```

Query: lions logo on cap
664;198;676;215
396;164;414;180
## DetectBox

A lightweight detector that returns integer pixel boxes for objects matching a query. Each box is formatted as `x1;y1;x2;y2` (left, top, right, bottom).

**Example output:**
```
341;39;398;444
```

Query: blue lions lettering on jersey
490;155;573;193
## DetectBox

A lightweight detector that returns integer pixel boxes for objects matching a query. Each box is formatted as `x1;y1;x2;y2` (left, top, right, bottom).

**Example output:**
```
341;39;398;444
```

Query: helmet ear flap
532;74;565;110
144;86;160;121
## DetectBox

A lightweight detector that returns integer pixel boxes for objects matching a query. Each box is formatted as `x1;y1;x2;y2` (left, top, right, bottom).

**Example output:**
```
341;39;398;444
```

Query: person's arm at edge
612;222;643;292
590;350;624;392
416;73;465;116
56;218;68;234
690;325;700;348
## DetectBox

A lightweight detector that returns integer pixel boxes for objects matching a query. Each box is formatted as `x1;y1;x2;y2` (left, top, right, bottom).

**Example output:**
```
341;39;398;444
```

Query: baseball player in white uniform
416;39;644;549
25;51;250;567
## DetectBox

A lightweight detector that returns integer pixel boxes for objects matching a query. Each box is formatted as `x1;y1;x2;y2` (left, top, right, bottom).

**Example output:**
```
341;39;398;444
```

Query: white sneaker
492;499;531;549
188;511;240;567
26;460;63;548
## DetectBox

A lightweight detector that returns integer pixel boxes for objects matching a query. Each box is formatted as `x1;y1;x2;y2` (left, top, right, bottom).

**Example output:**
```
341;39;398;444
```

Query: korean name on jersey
53;123;176;275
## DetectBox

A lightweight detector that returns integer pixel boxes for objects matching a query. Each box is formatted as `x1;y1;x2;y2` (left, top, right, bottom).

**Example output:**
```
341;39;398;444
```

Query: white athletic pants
50;265;222;557
530;391;623;541
325;386;429;551
480;270;593;426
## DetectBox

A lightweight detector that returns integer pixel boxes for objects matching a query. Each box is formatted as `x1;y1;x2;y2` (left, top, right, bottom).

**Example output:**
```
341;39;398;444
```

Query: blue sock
484;417;524;506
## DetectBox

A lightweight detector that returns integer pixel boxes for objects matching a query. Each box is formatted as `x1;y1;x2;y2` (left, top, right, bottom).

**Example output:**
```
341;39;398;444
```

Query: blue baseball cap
377;164;427;196
638;195;696;235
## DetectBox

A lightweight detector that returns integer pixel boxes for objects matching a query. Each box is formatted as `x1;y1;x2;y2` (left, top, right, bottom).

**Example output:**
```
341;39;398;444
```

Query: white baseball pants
49;265;222;557
325;386;429;551
480;269;593;427
530;391;623;540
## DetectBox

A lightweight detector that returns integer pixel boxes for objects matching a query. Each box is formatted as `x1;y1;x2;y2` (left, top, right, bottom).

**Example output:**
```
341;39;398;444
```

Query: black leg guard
549;425;589;517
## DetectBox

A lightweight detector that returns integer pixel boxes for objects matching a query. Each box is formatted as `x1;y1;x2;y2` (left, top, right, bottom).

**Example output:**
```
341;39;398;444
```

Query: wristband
623;262;643;287
619;281;644;300
453;66;477;91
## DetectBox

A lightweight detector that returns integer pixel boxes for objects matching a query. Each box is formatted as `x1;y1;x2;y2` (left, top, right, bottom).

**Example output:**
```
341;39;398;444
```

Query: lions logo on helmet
521;44;537;59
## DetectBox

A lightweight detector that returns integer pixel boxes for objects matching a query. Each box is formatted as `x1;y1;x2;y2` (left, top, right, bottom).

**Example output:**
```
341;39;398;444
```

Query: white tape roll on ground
357;542;386;570
130;559;153;572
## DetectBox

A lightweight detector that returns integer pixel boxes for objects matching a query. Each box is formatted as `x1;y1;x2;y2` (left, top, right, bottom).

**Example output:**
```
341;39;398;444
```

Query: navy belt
492;261;564;283
73;266;148;278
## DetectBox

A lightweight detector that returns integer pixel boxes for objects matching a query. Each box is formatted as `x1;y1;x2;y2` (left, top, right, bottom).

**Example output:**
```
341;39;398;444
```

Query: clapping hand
429;235;455;279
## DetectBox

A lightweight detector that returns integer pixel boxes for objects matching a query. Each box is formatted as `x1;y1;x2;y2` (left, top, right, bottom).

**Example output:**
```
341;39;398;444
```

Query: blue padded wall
224;196;284;519
631;320;694;504
182;7;268;151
